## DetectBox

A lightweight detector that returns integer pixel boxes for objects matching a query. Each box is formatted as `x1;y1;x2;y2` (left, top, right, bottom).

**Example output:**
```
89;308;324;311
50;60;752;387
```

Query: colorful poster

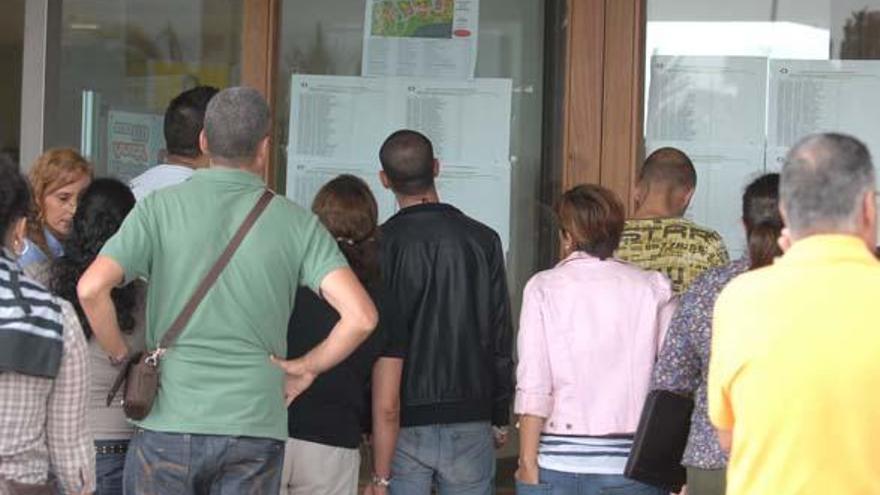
362;0;479;79
107;110;164;182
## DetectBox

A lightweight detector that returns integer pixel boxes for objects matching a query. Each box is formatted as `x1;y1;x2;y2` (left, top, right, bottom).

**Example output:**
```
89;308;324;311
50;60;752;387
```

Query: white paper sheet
362;0;479;79
287;74;513;250
646;141;767;258
768;59;880;165
107;110;164;183
436;163;511;253
288;75;511;165
646;56;768;146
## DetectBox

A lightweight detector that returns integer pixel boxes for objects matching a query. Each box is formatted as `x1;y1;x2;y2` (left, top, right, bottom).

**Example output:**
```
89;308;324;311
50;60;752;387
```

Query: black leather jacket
381;203;513;427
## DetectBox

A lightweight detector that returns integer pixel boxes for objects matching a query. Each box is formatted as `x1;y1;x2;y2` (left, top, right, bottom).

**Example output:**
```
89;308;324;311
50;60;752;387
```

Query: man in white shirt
129;86;218;200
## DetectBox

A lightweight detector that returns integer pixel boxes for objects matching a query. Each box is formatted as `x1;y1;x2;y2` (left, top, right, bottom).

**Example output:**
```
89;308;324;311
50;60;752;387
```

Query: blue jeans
95;440;128;495
515;468;667;495
123;428;284;495
389;421;495;495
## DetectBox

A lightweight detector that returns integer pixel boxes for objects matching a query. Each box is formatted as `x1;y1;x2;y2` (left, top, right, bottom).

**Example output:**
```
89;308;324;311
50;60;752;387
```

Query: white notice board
767;59;880;180
647;56;768;146
286;74;513;251
646;56;769;256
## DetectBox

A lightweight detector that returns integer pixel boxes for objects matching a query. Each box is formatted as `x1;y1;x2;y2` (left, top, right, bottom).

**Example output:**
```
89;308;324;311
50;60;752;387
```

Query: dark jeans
123;428;284;495
95;440;128;495
516;468;667;495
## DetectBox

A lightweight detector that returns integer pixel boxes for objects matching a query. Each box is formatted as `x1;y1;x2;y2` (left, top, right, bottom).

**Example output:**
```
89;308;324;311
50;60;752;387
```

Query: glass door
54;0;244;181
1;1;25;163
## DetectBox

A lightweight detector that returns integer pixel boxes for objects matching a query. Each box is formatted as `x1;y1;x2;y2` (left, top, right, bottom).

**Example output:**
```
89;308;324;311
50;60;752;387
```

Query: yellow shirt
616;218;728;294
709;235;880;495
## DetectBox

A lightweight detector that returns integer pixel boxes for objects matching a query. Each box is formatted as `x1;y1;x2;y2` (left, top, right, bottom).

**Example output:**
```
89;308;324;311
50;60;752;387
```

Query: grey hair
781;133;875;234
204;87;270;163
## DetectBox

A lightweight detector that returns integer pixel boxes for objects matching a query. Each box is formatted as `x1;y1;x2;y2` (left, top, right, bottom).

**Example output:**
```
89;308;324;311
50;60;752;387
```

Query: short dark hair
164;86;219;158
556;184;625;260
379;130;435;196
0;154;31;242
204;87;270;163
781;133;875;234
639;147;697;190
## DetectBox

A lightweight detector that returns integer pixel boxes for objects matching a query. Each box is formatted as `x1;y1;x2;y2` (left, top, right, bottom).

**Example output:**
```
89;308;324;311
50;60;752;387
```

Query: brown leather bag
2;479;56;495
107;190;274;420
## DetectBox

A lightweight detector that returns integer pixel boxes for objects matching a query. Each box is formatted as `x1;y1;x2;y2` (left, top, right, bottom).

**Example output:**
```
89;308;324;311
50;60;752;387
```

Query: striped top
0;252;64;378
538;434;634;475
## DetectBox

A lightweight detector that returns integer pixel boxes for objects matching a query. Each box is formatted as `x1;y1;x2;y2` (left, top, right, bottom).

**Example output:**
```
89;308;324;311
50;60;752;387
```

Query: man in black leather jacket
377;130;513;495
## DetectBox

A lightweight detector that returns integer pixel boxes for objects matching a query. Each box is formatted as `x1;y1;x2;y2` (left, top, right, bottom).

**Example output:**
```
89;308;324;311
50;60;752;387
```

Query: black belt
95;442;128;455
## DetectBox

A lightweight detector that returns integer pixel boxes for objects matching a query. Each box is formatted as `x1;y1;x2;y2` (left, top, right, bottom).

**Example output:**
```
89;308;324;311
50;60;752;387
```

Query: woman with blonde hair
20;148;93;270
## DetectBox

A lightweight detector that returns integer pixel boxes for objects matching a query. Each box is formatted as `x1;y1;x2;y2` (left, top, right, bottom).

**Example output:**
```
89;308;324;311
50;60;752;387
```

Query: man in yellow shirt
616;147;728;294
708;132;880;494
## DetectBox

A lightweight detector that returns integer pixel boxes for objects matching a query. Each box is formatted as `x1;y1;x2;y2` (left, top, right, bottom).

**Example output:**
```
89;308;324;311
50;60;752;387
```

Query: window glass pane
645;1;880;255
274;0;551;310
0;1;25;162
49;0;243;181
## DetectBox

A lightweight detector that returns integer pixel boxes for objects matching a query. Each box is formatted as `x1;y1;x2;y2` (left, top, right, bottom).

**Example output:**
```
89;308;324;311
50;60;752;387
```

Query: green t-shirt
101;167;346;440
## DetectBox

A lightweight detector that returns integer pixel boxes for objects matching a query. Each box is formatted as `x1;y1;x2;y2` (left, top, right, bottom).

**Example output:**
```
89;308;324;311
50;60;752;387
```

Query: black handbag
624;389;695;493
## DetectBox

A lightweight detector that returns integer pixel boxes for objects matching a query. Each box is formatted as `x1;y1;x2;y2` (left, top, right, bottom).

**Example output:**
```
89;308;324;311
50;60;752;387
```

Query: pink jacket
514;252;676;436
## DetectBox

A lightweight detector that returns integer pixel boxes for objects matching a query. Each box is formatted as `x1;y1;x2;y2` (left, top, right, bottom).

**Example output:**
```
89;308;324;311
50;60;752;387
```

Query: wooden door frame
241;0;281;188
561;0;646;214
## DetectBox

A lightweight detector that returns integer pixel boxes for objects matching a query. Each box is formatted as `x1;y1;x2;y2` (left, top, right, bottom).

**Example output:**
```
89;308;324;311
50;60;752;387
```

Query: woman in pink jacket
514;184;676;495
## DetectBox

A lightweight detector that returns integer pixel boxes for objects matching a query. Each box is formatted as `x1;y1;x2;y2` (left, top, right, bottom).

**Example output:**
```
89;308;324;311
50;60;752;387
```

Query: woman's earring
15;238;28;257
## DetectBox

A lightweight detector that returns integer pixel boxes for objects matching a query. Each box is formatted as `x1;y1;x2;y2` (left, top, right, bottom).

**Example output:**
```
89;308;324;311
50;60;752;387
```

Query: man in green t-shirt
78;87;378;494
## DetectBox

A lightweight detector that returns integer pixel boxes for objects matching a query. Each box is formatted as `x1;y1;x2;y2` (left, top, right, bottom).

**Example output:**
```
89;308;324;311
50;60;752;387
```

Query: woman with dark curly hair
49;178;144;495
0;155;94;494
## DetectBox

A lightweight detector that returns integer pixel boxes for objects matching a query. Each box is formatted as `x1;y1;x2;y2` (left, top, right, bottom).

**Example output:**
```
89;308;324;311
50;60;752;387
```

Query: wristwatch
371;474;391;487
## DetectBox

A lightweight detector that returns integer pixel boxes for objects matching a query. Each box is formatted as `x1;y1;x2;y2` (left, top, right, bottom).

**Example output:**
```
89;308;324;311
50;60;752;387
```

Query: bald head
781;133;875;238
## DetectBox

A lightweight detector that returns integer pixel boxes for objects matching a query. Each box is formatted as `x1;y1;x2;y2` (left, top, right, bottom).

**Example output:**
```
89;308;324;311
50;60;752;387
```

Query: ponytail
336;233;381;286
742;173;782;271
747;222;783;270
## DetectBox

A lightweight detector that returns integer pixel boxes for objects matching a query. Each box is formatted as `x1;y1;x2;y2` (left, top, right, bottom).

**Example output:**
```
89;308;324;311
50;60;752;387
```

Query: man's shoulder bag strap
107;189;274;407
157;189;274;351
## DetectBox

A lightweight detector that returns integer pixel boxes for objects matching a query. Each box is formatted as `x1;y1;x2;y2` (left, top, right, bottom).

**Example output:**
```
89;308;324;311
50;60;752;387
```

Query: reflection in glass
52;0;242;179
